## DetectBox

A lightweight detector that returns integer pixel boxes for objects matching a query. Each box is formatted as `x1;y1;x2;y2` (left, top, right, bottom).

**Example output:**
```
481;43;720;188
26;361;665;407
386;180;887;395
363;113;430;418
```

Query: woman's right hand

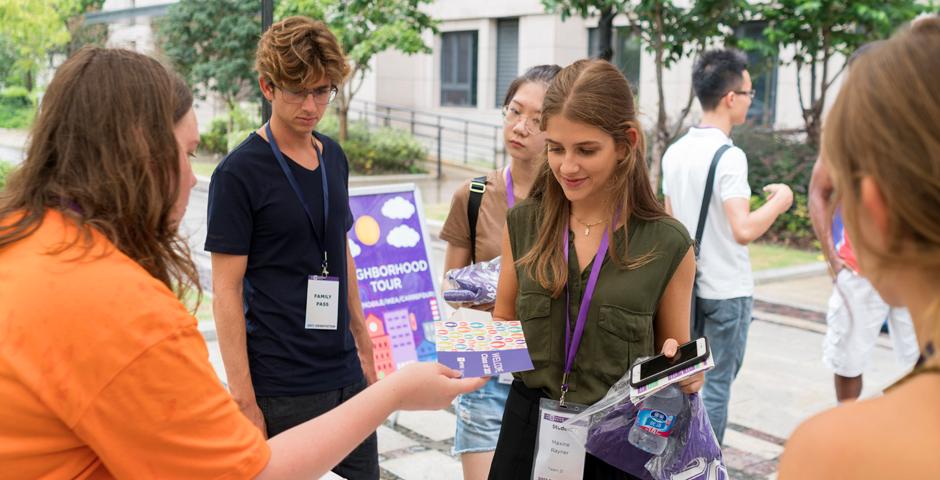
385;362;488;411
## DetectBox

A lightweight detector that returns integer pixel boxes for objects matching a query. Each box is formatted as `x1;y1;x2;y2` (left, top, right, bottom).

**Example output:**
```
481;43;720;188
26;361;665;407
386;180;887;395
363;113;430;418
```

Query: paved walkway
200;253;909;480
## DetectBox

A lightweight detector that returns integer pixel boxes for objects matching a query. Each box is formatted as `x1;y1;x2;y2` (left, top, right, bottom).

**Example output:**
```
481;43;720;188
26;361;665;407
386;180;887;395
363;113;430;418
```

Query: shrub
735;125;819;249
226;128;255;152
0;87;32;108
0;87;35;129
0;161;15;190
200;117;229;155
201;104;260;156
316;117;425;175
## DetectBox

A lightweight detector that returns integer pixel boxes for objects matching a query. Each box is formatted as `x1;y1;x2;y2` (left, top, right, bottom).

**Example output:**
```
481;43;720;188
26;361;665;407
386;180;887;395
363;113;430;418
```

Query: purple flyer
435;308;534;378
348;185;442;380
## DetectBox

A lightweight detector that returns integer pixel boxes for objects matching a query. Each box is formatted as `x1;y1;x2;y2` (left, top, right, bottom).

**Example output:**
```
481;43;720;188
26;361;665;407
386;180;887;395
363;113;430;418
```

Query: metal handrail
345;99;508;178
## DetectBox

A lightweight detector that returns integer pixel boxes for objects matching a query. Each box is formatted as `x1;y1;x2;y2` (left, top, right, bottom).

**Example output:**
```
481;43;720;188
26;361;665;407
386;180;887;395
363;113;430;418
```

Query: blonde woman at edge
779;16;940;479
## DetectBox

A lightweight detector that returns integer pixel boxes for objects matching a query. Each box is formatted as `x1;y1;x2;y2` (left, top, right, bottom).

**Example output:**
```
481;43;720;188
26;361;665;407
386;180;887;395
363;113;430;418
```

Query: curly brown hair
255;16;350;89
0;47;199;302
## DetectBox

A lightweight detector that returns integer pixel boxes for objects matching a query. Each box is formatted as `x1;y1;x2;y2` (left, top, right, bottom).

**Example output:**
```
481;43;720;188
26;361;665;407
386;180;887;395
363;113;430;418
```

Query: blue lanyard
265;123;331;275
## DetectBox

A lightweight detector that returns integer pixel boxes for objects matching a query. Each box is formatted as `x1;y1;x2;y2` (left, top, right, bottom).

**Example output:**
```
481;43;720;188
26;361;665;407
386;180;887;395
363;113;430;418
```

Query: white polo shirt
661;127;753;300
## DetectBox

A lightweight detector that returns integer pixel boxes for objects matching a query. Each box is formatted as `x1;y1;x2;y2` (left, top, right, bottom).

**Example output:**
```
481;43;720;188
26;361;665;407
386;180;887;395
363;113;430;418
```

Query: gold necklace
573;216;607;236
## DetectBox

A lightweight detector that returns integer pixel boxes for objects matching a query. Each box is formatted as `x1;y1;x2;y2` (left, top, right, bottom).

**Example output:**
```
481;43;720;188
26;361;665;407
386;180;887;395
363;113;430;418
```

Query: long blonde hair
518;59;667;297
823;16;940;362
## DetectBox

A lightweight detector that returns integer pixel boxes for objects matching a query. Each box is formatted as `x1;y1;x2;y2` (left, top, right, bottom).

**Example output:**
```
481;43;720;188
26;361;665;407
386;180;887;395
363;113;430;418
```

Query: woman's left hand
660;338;704;394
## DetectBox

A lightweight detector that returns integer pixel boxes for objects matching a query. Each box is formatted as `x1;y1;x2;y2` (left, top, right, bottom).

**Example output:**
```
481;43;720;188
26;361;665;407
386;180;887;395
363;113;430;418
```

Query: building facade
357;0;845;132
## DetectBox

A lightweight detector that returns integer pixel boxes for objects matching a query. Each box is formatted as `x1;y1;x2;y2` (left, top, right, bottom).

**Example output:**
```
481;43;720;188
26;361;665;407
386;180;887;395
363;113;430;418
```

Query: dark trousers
257;378;379;480
488;380;640;480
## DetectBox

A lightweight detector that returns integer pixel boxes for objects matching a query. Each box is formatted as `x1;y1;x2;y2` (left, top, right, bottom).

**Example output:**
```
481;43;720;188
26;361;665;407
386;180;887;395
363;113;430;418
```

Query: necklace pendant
584;227;590;236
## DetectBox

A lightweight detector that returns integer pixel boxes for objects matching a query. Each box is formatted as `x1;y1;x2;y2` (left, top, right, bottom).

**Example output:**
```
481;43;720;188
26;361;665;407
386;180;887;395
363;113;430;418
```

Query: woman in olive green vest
488;59;703;479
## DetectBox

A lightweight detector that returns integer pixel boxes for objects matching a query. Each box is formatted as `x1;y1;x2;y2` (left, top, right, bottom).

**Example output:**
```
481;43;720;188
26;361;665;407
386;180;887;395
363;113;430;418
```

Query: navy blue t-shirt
205;131;362;396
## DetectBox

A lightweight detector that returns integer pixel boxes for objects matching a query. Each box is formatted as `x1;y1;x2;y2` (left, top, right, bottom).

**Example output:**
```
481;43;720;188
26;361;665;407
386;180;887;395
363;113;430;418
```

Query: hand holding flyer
434;308;534;378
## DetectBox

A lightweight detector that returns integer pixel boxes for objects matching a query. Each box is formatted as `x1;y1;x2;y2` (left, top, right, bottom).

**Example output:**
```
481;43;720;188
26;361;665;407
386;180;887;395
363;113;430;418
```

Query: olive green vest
508;199;692;405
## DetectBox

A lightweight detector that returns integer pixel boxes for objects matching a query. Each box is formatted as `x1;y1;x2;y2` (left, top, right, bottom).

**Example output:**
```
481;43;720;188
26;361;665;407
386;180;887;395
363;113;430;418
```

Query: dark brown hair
255;16;350;89
0;47;199;300
519;59;666;297
502;64;562;107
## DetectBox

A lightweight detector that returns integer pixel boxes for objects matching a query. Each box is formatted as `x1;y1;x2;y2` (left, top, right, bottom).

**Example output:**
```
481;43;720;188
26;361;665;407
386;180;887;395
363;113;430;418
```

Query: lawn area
423;202;451;223
182;287;214;323
749;242;822;271
192;161;218;178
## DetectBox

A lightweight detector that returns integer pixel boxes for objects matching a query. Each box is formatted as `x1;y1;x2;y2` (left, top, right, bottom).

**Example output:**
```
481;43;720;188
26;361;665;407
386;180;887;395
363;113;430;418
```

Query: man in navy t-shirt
205;17;378;478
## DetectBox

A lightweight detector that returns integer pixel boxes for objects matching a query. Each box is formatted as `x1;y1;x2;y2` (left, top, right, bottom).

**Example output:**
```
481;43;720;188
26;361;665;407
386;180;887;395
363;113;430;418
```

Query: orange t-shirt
0;210;270;479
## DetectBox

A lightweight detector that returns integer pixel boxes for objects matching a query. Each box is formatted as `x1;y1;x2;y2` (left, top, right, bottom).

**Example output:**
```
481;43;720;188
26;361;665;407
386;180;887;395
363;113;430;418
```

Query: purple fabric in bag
585;393;726;480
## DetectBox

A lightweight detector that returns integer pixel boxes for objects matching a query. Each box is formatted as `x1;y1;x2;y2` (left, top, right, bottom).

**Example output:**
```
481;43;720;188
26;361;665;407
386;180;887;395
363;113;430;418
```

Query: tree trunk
336;88;349;142
597;7;615;62
650;4;667;192
25;70;34;92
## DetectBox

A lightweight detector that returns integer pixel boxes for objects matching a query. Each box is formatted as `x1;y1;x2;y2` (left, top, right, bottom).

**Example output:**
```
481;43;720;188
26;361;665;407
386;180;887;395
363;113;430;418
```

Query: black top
205;131;361;396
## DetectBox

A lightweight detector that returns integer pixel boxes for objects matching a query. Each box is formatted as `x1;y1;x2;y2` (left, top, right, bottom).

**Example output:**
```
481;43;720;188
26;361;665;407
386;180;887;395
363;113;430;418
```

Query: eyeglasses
732;89;756;99
273;84;338;105
502;105;542;134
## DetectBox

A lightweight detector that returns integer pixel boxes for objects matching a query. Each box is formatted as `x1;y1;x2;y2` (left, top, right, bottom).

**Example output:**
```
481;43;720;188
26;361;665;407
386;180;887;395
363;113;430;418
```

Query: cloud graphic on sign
348;239;362;258
381;196;416;220
386;224;420;248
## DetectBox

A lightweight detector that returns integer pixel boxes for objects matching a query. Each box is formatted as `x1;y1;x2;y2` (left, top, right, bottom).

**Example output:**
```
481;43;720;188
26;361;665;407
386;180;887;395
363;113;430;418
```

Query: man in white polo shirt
662;48;793;444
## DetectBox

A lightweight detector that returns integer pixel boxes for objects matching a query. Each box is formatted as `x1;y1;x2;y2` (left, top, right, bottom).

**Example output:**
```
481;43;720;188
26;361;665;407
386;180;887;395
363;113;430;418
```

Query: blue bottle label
636;408;676;438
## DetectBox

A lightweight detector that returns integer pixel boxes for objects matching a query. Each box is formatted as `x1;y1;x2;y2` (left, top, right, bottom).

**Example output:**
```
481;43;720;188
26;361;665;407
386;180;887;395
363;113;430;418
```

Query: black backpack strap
694;145;732;257
467;176;487;264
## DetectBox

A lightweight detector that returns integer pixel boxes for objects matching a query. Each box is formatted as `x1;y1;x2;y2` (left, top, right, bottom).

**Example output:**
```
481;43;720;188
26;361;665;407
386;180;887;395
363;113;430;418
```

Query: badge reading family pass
305;275;339;330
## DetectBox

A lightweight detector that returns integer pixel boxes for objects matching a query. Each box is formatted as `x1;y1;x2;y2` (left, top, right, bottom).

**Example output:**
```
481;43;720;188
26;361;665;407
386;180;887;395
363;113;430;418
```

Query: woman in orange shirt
0;47;484;479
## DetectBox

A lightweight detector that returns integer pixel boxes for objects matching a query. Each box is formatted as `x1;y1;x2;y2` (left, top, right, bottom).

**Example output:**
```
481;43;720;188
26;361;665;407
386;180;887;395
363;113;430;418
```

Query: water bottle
628;385;684;455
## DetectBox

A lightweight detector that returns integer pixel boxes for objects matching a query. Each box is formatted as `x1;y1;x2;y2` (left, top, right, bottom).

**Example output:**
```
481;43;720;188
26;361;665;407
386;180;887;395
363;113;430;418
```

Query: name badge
305;275;339;330
532;398;587;480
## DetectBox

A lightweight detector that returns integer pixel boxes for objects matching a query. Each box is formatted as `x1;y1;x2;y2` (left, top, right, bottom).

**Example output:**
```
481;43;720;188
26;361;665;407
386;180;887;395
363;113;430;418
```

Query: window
495;18;519;107
441;31;478;107
736;21;778;126
588;26;641;95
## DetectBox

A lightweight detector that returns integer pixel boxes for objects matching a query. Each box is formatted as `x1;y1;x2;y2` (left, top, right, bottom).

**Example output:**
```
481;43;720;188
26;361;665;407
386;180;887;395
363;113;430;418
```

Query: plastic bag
442;256;500;306
563;364;727;480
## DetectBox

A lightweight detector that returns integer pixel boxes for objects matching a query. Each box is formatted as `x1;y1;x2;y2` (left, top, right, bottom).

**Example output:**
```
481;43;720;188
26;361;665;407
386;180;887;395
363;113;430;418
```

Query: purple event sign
347;185;441;379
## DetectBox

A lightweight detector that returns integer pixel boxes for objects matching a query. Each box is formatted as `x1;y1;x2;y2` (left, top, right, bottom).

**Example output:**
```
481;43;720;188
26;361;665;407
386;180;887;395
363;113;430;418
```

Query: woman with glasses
439;64;561;480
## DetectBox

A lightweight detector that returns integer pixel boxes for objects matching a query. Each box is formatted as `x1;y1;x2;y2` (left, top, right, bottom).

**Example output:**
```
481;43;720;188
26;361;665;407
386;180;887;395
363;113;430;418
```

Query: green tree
543;0;747;189
754;0;926;146
0;0;74;90
278;0;438;142
157;0;260;129
59;0;107;56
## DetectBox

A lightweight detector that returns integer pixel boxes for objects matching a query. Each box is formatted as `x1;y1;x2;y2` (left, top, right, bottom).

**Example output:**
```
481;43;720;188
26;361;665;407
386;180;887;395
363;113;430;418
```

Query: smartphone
629;337;709;389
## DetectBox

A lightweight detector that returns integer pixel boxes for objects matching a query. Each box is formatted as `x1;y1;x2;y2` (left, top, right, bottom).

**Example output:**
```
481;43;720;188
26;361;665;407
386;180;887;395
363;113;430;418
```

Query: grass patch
423;202;450;223
749;242;822;271
192;161;218;178
182;288;214;323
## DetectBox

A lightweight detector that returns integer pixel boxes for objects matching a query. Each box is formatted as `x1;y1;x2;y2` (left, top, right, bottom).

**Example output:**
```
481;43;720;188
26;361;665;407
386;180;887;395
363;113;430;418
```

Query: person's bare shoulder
779;378;940;479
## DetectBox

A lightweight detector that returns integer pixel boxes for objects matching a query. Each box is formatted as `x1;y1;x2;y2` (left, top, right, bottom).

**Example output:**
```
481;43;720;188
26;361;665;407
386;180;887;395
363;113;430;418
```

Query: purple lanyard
559;222;610;406
505;166;515;208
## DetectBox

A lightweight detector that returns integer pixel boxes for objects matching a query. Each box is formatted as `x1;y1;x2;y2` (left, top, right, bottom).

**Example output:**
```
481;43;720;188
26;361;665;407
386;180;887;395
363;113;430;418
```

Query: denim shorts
453;376;511;454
